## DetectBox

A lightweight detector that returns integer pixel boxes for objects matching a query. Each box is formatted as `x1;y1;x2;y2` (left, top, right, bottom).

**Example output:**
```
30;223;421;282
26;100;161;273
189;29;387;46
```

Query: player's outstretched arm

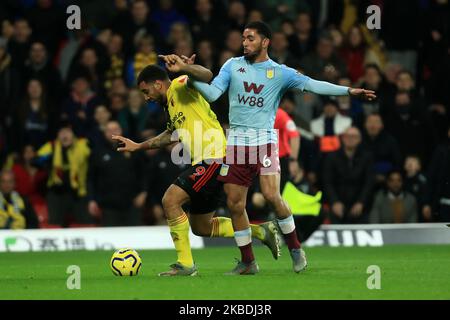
158;54;213;82
112;130;174;152
304;79;376;101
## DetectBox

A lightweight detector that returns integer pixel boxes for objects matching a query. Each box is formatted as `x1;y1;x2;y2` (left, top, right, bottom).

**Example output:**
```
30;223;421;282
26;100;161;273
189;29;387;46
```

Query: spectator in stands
61;75;101;137
112;0;162;57
269;31;299;67
126;35;158;86
254;0;305;31
24;0;65;56
311;99;352;154
57;27;92;82
0;169;39;229
118;89;149;142
359;64;388;118
68;47;107;96
108;77;129;100
1;19;14;41
280;19;295;37
391;71;425;105
247;9;264;24
15;78;50;151
173;39;194;63
227;0;247;31
195;39;217;75
422;1;450;142
104;33;125;91
0;37;20;143
88;121;147;226
288;12;316;59
323;127;374;223
422;0;450;112
87;104;112;148
426;126;450;222
7;18;32;72
225;29;243;56
335;77;364;128
369;170;418;223
380;0;420;75
339;25;367;83
361;113;402;187
109;92;127;119
166;22;193;52
218;49;235;67
383;89;437;167
403;155;431;222
23;41;62;104
190;0;224;45
11;145;47;209
300;31;347;82
36;125;92;227
151;0;188;40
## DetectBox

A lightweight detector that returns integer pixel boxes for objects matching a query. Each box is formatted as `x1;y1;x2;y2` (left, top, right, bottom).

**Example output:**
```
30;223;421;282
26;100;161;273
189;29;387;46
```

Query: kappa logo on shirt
237;67;246;73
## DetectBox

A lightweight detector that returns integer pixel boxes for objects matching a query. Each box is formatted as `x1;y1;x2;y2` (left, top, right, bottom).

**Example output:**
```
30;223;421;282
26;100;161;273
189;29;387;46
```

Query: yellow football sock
250;224;265;241
167;213;194;268
210;217;265;241
210;217;234;237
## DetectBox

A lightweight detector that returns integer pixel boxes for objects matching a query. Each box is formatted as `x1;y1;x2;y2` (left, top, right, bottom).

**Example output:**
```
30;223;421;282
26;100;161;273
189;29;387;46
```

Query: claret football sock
210;217;265;241
167;213;194;268
234;228;255;263
277;215;301;250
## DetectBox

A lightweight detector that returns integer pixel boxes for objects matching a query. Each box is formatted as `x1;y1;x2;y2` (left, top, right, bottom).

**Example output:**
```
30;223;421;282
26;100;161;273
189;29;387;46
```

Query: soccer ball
110;248;142;276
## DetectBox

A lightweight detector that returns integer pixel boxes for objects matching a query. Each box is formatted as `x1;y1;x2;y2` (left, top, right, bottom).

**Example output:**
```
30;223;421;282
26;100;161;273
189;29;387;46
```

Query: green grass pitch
1;245;449;300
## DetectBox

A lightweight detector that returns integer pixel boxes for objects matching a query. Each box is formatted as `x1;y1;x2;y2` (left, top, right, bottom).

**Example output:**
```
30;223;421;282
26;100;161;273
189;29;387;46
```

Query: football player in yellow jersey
112;59;280;276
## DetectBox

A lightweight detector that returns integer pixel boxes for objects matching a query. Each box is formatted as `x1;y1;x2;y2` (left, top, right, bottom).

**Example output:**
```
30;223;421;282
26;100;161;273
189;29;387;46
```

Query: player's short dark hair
244;21;272;40
137;64;169;84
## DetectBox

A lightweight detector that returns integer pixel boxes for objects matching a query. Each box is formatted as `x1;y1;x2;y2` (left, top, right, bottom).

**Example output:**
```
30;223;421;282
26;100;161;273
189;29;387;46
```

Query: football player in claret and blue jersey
167;20;376;275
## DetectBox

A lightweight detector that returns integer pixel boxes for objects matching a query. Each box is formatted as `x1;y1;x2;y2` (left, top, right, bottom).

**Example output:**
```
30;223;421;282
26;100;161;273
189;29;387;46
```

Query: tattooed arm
111;130;176;152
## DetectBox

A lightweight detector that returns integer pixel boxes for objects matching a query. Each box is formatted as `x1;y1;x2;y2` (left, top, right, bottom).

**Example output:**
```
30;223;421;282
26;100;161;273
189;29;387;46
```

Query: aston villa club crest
266;68;274;79
219;164;229;176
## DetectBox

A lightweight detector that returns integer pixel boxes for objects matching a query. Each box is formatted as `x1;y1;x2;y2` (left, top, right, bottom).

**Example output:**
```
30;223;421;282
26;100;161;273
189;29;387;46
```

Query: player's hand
111;135;141;152
158;54;186;73
180;54;196;65
350;202;364;217
349;88;377;101
332;202;344;218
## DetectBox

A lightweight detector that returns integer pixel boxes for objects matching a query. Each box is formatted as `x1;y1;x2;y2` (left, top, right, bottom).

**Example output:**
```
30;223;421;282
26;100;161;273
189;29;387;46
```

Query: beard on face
244;43;263;63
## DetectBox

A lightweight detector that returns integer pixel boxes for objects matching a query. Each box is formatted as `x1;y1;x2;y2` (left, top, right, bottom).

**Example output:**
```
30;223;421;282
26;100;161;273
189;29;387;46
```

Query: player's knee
227;198;246;215
262;190;281;206
162;192;177;212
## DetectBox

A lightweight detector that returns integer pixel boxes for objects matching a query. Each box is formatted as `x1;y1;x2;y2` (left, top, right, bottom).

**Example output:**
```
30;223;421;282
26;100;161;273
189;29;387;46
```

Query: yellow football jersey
165;75;226;165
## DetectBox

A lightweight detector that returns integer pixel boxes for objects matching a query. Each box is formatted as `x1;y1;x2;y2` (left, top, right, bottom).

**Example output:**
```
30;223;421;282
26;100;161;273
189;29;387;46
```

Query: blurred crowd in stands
0;0;449;229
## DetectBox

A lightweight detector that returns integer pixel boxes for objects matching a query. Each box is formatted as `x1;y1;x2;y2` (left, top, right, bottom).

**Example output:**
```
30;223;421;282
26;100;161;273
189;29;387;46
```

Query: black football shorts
174;160;225;214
